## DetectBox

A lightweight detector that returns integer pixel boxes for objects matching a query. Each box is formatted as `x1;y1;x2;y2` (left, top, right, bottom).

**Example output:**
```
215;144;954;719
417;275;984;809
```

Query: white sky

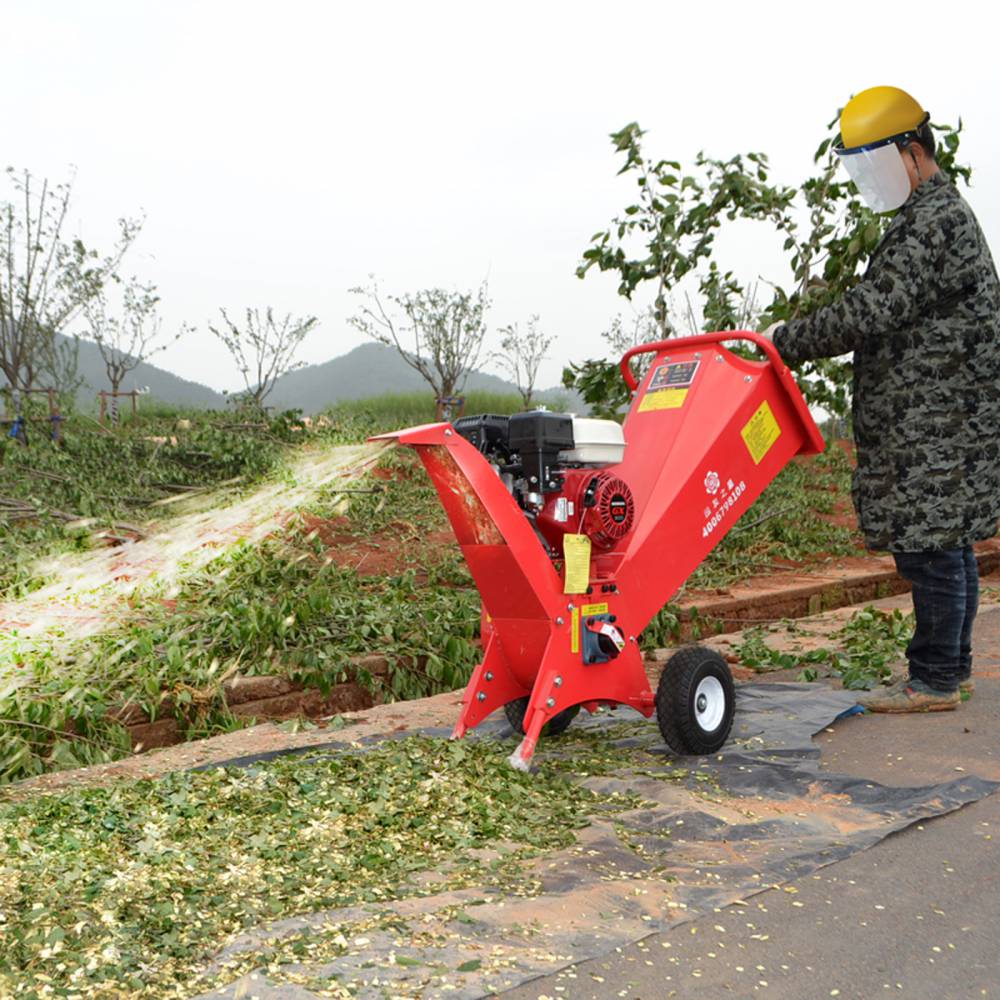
4;0;999;393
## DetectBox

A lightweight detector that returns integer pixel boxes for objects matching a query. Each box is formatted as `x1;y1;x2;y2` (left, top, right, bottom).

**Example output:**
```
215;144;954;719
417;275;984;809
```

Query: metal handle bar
619;330;783;391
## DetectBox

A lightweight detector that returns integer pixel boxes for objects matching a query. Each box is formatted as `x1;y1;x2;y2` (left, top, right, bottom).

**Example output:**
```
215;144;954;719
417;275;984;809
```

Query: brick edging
117;654;392;752
669;543;1000;642
117;544;1000;752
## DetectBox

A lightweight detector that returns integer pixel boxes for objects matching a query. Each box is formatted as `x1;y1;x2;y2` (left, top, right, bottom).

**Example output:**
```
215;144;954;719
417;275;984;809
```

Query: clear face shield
836;141;912;213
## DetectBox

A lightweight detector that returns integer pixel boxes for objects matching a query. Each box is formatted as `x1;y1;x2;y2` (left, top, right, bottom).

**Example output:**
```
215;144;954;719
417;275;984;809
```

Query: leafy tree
565;286;763;420
83;279;187;422
494;314;552;409
563;308;659;419
349;278;490;402
0;167;142;413
208;307;318;410
568;118;970;417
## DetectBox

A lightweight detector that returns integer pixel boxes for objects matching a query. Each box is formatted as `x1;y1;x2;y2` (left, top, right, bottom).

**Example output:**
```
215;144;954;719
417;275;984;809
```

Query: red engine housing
536;469;636;552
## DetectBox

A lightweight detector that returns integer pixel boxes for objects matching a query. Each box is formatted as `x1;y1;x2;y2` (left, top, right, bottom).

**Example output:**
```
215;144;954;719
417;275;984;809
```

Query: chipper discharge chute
372;332;824;769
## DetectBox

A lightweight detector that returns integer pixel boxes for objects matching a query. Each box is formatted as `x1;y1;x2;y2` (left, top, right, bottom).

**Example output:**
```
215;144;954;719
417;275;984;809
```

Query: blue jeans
893;548;979;693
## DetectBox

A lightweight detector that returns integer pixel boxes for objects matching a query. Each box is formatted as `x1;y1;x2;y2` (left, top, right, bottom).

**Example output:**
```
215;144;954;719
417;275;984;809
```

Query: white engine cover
559;417;626;465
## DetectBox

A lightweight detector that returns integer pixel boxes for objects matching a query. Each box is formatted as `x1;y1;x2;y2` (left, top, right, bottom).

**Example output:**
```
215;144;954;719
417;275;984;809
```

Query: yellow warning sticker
741;399;781;464
570;607;580;653
638;387;688;413
563;534;592;594
580;602;609;616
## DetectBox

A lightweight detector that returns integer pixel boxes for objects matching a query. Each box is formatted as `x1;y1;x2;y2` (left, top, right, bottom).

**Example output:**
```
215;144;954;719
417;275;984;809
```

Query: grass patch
0;409;359;598
0;510;481;783
323;389;565;435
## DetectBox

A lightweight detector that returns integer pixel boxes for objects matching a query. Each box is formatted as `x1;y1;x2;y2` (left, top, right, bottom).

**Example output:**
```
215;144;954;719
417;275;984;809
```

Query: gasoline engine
453;411;634;555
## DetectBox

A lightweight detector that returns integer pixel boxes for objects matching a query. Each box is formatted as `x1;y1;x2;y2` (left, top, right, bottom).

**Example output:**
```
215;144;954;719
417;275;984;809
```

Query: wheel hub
693;676;725;732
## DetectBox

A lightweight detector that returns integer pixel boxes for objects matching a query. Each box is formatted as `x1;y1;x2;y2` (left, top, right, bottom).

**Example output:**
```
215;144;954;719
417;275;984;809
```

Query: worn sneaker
857;679;960;713
959;677;975;695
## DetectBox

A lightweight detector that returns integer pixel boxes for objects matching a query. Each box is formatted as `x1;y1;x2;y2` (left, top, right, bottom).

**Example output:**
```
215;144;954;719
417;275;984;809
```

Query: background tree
564;307;660;419
208;306;318;411
349;278;490;404
567;119;970;418
39;331;84;411
494;314;552;409
565;286;762;419
0;166;142;413
83;279;186;423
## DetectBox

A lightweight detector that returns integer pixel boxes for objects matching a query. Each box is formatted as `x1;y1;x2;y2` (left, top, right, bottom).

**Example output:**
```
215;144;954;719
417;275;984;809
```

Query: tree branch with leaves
0;166;142;413
208;307;318;410
349;278;491;400
568;118;970;418
494;314;552;409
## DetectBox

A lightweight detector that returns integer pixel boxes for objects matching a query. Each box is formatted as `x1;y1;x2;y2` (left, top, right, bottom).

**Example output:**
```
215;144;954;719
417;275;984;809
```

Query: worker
763;86;1000;712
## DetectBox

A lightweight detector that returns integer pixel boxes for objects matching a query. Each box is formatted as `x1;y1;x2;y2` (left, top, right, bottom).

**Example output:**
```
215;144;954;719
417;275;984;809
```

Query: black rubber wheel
504;697;580;737
655;645;735;755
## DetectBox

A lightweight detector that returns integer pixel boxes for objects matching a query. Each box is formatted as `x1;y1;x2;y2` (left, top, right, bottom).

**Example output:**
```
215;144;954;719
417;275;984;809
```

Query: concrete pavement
499;605;1000;1000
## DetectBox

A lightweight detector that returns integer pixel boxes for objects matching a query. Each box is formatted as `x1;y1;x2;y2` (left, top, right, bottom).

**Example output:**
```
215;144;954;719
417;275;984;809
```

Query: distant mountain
61;335;226;410
5;337;575;414
267;342;571;414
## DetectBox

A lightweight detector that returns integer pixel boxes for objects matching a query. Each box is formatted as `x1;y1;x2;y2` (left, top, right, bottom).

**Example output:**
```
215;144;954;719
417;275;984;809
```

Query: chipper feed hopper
373;332;824;769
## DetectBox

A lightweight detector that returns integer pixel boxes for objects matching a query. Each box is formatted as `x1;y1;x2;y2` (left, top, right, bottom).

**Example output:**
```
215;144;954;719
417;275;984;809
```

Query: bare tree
349;278;490;400
208;307;318;410
0;166;141;413
494;314;553;409
83;279;185;421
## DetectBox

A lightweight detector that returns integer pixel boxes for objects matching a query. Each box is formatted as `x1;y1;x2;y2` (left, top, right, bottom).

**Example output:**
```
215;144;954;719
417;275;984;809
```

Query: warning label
741;400;781;465
563;534;592;594
638;388;688;412
638;361;700;413
573;603;608;654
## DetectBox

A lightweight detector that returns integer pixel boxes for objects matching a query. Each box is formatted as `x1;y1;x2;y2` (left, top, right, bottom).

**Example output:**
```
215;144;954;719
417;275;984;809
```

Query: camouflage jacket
774;172;1000;552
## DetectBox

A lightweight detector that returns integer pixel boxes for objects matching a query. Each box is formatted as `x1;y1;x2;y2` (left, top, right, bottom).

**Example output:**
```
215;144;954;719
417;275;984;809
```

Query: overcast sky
5;0;999;393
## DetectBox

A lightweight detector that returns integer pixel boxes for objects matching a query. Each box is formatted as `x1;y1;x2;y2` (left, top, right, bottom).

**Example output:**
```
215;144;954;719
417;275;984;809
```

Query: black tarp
194;684;997;1000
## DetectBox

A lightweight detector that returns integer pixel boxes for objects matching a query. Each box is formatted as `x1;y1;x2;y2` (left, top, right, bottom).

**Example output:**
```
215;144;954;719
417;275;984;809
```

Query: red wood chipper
373;332;824;770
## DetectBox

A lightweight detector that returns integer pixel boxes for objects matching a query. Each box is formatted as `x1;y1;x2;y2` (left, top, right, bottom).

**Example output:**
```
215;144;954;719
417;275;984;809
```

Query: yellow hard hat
839;86;928;150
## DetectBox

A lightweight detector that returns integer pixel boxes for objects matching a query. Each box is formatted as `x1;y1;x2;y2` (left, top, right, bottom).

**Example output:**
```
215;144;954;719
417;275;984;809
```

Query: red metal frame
373;332;824;768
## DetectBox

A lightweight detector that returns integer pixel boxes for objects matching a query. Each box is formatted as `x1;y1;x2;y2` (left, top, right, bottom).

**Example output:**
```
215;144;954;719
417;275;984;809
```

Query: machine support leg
451;633;527;740
508;703;548;772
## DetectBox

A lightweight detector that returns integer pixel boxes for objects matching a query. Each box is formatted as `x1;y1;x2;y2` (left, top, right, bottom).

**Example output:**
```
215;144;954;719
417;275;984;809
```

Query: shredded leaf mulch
0;734;623;998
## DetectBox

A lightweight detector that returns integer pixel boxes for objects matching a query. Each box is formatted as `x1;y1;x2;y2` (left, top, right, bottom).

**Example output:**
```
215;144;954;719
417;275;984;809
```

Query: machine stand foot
508;739;536;772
